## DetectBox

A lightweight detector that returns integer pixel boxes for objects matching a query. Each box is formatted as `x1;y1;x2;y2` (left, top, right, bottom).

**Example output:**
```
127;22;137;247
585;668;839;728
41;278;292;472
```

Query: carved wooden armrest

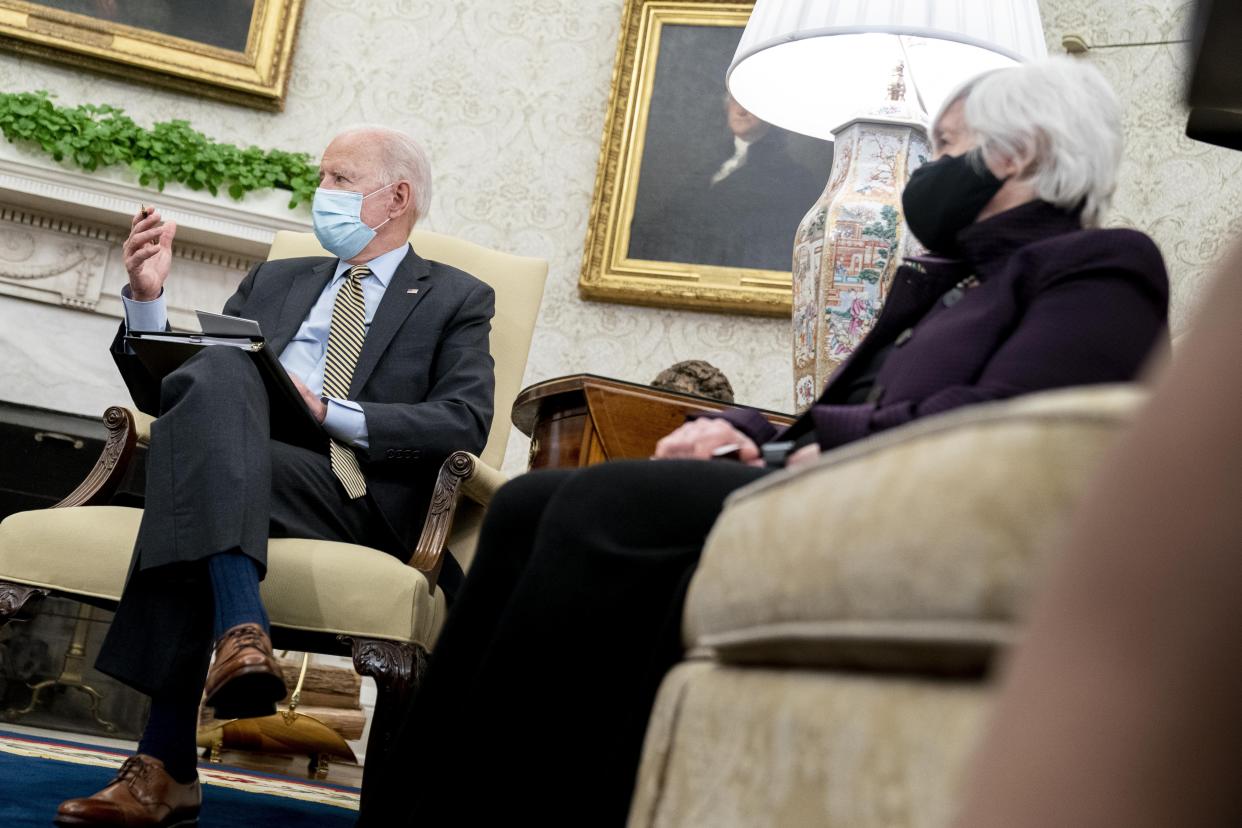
53;406;149;508
407;451;508;578
458;455;507;508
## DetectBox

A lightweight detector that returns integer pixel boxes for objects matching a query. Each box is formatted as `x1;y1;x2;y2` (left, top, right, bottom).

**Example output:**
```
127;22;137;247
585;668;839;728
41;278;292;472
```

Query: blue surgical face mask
311;183;394;260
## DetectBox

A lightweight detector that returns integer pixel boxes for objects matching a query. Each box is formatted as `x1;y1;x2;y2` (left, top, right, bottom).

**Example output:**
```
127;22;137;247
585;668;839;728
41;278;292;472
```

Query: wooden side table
511;374;795;470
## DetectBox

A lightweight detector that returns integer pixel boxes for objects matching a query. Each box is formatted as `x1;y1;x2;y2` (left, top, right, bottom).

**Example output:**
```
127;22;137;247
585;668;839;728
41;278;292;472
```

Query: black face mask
901;151;1004;254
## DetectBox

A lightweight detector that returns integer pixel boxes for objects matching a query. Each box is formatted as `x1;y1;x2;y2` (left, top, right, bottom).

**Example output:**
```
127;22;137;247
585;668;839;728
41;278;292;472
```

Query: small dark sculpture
651;360;735;403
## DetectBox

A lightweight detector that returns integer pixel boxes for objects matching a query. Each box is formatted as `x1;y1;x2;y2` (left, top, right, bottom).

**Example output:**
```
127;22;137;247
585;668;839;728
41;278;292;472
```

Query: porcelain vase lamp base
791;115;929;412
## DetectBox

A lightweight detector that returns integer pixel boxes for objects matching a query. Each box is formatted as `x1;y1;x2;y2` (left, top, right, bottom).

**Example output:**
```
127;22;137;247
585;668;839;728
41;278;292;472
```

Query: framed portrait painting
0;0;304;110
580;0;833;317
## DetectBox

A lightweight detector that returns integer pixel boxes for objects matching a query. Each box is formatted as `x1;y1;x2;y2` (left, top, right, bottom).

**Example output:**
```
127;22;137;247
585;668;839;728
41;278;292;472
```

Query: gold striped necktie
322;264;369;498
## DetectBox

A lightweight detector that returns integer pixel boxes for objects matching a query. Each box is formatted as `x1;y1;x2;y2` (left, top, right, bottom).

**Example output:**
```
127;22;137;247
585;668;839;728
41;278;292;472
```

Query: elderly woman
370;57;1168;826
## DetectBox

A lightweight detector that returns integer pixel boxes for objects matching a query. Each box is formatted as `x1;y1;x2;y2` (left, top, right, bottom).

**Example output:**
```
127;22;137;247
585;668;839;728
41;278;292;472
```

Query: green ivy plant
0;91;317;208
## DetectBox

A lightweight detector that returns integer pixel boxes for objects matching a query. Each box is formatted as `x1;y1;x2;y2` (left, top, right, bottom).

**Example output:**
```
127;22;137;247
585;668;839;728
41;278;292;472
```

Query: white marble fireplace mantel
0;138;311;418
0;138;312;256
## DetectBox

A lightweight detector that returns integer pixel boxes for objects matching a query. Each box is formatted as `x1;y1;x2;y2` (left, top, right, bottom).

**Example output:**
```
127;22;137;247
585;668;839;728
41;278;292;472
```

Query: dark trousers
369;458;771;827
95;346;398;698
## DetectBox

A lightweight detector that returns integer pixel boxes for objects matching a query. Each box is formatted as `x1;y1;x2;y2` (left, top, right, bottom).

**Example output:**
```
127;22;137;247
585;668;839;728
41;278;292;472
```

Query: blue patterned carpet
0;730;358;827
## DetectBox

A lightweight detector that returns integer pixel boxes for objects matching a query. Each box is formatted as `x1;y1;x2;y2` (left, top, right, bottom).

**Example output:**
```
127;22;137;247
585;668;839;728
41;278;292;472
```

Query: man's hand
124;206;177;302
287;372;327;424
653;418;761;465
784;443;821;471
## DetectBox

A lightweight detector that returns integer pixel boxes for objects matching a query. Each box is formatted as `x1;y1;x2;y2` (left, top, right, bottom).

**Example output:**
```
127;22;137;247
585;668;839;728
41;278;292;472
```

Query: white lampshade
728;0;1048;139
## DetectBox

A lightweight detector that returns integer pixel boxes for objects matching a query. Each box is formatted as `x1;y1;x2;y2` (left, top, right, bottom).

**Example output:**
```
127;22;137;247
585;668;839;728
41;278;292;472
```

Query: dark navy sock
207;551;269;640
137;695;200;784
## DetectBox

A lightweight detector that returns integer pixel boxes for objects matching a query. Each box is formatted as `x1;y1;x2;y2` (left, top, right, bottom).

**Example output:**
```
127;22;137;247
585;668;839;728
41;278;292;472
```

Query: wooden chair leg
0;583;47;627
349;637;428;816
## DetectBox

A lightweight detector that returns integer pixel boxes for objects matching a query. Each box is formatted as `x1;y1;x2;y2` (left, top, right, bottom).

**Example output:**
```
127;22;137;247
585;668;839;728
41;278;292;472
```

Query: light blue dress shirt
120;244;410;450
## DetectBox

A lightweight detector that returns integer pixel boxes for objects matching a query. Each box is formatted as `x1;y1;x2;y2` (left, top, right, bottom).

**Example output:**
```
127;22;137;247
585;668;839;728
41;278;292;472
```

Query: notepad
125;322;327;452
195;310;263;337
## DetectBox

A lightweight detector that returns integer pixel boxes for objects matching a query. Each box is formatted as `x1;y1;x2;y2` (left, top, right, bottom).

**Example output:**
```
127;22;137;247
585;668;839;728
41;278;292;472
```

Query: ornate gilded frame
581;0;797;317
0;0;304;111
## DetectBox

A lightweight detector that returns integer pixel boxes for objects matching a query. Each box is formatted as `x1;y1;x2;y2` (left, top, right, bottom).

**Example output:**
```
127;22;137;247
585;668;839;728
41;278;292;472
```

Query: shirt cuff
323;398;369;449
121;285;168;333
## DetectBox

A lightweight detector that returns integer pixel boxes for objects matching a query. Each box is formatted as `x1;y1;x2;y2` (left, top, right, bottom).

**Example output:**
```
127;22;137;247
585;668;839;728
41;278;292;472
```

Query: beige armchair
628;384;1147;827
0;229;547;785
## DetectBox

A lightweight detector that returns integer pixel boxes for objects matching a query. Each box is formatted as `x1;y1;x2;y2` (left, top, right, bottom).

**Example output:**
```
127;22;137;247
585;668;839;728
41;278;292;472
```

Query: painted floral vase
791;107;929;412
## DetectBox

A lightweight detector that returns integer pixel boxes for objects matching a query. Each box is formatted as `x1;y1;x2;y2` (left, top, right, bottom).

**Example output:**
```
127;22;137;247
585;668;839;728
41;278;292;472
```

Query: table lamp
727;0;1047;410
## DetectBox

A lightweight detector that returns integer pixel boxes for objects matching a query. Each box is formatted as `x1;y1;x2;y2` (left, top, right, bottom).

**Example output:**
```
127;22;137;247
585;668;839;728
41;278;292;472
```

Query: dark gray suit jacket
110;243;496;554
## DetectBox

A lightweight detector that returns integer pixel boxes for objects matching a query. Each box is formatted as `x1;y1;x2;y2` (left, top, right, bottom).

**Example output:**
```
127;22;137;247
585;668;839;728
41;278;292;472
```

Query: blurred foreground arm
954;241;1242;827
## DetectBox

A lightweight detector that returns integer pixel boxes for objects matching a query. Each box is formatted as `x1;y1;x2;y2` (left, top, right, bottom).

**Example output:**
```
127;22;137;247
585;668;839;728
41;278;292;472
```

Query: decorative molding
347;636;427;815
173;244;258;273
0;584;48;625
53;405;139;509
0;0;305;111
409;450;476;577
0;204;259;322
0;225;109;310
349;639;423;694
580;0;812;318
0;138;310;258
0;205;258;271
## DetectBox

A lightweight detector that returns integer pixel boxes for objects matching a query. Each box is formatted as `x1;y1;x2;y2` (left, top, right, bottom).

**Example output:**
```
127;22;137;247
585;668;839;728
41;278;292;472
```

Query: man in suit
55;126;495;827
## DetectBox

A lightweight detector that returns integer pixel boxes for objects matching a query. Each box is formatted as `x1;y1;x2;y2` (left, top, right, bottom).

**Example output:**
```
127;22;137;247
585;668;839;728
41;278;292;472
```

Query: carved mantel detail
0;227;111;311
0;137;311;253
0;137;309;325
0;204;262;325
0;206;258;271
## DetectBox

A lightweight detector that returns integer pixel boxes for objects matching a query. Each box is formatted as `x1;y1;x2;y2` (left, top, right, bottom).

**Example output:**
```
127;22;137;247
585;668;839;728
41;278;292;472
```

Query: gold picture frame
580;0;832;317
0;0;304;111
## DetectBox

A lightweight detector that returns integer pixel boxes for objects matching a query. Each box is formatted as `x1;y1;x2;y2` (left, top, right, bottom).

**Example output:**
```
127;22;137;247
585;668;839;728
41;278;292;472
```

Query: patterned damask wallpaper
0;0;1234;468
1039;0;1242;338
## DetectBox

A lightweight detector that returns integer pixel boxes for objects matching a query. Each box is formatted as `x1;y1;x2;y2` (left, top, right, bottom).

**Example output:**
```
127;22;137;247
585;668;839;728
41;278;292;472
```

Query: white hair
933;57;1123;227
334;124;433;224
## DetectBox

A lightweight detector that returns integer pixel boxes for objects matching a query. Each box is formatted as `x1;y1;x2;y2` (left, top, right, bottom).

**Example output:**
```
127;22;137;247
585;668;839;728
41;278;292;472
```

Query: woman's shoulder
1017;227;1169;294
1025;226;1163;269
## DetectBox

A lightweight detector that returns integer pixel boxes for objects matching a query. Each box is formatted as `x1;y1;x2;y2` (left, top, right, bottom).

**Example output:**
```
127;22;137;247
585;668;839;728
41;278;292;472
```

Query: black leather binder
124;330;327;452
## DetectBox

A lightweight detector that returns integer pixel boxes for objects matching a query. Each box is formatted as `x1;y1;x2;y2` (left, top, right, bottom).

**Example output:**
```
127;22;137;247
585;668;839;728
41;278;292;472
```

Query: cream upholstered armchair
627;384;1147;827
0;229;547;782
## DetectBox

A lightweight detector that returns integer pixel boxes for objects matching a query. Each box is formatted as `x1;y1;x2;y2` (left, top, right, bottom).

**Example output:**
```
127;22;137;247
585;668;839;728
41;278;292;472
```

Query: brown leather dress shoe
55;754;200;827
202;622;287;720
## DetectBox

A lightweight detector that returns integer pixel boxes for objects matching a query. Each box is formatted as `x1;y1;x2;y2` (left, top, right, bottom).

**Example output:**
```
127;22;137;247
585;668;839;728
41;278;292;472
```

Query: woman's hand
784;443;821;471
653;418;761;465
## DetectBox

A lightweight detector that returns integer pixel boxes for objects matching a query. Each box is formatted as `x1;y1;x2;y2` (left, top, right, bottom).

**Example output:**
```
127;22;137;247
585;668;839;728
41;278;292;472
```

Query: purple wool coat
715;199;1170;450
